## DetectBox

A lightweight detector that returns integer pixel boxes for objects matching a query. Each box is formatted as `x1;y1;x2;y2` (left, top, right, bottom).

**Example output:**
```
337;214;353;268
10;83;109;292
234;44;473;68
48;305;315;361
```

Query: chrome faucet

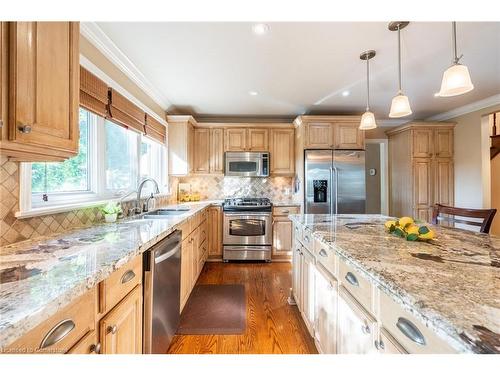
136;178;160;213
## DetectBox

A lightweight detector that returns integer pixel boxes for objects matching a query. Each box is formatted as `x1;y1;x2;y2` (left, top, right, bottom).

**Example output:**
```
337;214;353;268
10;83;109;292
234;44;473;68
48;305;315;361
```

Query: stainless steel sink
143;208;190;219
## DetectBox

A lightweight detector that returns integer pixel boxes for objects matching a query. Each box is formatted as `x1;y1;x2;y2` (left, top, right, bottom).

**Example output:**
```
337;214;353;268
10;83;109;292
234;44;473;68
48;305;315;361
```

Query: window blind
107;88;146;133
79;66;108;118
144;114;167;145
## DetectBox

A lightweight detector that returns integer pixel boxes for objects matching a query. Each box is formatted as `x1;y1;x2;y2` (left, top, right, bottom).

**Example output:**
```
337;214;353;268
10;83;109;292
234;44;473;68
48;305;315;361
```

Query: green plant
100;202;122;215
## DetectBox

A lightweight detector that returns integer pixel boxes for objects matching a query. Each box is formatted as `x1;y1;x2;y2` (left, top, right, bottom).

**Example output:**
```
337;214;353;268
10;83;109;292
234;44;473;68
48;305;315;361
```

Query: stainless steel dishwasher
143;230;182;354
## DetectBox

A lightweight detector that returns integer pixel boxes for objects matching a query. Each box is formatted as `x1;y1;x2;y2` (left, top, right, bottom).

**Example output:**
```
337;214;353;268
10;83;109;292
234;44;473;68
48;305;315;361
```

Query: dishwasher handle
155;245;181;264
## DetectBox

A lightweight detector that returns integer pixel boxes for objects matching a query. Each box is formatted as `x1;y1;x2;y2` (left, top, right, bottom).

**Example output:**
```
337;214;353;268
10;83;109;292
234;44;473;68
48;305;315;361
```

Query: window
20;107;168;215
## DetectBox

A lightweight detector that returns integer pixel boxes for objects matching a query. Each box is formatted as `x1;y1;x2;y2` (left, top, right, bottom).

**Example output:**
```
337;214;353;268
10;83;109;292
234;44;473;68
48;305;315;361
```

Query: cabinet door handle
89;342;101;354
345;272;359;287
282;210;290;214
18;124;32;134
108;325;118;334
39;319;75;349
120;270;136;284
319;249;328;257
0;119;3;128
304;235;310;242
374;339;385;351
396;317;426;346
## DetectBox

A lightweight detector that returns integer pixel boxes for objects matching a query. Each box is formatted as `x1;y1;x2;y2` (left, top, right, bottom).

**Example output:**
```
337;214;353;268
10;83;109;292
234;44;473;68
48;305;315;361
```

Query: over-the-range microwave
224;152;269;177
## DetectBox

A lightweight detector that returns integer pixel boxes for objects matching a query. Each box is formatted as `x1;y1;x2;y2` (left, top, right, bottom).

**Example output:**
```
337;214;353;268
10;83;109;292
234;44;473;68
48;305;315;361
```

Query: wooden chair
431;204;497;234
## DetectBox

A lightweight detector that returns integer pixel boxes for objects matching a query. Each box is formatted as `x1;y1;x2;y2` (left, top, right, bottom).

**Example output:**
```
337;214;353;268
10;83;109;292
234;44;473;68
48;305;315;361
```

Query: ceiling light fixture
359;50;377;130
252;23;269;35
248;91;258;96
342;90;350;97
436;22;474;97
388;21;412;118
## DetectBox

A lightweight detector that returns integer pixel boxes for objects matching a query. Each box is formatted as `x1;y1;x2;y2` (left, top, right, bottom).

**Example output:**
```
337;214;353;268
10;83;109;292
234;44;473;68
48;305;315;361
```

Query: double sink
142;208;190;219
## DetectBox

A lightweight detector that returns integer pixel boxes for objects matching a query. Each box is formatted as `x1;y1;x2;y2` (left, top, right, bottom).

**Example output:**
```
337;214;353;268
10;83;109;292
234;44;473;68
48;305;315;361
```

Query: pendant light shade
359;50;377;130
388;22;412;118
360;111;377;130
437;22;474;97
437;64;474;97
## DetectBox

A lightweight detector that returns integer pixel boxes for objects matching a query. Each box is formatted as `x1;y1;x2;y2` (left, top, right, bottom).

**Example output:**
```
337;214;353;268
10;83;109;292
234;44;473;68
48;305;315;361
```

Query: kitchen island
289;214;500;354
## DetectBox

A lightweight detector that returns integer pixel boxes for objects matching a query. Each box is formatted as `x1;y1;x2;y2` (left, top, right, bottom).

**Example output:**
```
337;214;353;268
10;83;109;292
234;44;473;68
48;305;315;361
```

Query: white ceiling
91;22;500;122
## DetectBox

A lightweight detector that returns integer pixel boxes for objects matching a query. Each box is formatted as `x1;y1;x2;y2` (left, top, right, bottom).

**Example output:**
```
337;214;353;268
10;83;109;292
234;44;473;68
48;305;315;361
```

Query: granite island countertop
0;201;217;348
289;214;500;353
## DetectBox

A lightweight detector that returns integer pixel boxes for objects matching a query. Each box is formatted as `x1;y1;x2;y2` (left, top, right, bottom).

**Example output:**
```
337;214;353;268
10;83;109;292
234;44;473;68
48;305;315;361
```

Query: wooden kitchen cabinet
1;22;80;161
100;285;142;354
247;128;268;151
209;128;224;174
292;238;302;309
193;128;210;174
270;128;295;175
337;287;377;354
334;122;364;149
387;122;455;221
305;122;333;148
68;331;100;354
167;115;197;175
377;328;408;354
208;206;223;259
272;206;299;259
314;264;338;354
224;128;247;151
180;233;193;310
0;23;6;144
300;247;316;336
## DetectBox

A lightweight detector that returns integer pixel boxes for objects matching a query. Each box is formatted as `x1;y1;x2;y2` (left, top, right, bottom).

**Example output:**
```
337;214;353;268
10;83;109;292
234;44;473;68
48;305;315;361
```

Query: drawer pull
282;210;290;214
120;270;136;284
90;342;101;354
108;325;118;334
361;323;371;335
345;272;359;287
18;124;32;134
39;319;75;349
374;340;385;351
304;235;310;242
396;317;426;346
319;249;328;257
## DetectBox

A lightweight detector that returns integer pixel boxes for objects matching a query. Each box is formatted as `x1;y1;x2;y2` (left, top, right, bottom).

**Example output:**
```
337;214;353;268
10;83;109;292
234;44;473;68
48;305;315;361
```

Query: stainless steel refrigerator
304;150;366;214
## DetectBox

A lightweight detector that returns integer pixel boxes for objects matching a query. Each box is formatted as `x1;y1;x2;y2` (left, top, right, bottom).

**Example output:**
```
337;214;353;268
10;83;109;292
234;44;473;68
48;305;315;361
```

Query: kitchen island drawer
379;291;456;354
338;258;374;314
273;206;300;216
314;238;338;279
100;255;142;314
301;228;314;250
6;287;96;354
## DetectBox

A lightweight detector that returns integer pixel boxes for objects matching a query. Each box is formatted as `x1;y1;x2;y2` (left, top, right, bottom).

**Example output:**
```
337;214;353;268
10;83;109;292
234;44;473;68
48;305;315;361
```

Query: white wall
451;104;500;209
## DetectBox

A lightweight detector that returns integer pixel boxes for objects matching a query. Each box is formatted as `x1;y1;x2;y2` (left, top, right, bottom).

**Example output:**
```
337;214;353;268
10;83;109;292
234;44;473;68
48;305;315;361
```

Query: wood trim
385;121;456;136
108;88;145;133
197;122;293;129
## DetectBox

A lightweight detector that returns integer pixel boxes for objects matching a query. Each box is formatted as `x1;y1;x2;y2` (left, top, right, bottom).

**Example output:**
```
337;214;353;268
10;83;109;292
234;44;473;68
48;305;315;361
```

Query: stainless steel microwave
224;152;269;177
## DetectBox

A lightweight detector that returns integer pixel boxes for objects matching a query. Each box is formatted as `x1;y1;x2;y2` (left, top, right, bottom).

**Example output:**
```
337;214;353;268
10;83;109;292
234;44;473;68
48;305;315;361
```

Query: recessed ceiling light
252;23;269;35
248;91;258;96
342;90;350;97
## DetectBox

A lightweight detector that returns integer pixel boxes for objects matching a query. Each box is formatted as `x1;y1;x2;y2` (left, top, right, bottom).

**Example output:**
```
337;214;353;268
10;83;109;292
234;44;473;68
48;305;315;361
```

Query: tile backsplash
0;156;176;247
177;175;294;202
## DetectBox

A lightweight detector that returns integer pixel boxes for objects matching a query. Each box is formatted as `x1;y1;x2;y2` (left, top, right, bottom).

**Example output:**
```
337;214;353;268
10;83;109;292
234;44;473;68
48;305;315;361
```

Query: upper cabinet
167;115;196;176
270;128;295;175
0;22;80;161
209;128;224;174
247;128;268;151
224;128;247;151
193;128;210;174
295;116;365;150
0;23;6;144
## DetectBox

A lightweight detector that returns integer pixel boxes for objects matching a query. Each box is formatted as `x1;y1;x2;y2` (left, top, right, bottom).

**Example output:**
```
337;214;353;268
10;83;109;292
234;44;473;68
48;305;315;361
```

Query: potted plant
101;202;122;223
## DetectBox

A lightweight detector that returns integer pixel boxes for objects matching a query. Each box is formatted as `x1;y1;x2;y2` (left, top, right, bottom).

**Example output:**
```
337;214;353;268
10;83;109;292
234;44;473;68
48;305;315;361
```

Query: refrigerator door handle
333;166;339;214
329;166;335;215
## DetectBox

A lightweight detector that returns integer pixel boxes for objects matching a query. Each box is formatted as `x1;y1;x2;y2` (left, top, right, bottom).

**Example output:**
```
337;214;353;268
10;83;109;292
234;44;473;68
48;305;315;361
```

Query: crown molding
426;94;500;121
80;22;171;110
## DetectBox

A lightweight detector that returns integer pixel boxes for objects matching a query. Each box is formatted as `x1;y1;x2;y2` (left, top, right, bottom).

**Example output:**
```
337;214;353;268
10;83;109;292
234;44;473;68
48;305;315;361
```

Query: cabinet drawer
68;330;100;354
301;228;314;251
200;208;208;223
199;221;207;245
379;291;456;354
314;238;338;279
100;256;142;314
178;218;192;240
7;287;96;354
338;258;374;314
273;206;300;216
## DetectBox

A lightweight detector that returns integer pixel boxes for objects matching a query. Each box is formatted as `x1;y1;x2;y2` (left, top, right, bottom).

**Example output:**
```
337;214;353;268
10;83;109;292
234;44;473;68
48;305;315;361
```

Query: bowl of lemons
384;217;436;242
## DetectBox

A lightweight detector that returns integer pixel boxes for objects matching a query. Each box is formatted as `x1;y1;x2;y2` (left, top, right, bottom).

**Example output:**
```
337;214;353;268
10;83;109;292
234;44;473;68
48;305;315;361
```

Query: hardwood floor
168;262;318;354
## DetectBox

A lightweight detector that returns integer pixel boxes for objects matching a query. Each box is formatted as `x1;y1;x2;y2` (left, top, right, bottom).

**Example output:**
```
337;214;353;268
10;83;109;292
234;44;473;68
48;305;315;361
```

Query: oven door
225;155;262;177
223;212;272;245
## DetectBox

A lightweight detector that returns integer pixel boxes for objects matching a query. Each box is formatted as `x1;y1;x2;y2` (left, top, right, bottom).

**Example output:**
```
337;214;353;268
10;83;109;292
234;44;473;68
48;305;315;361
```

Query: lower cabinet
377;328;408;354
68;331;100;354
300;247;316;335
100;285;142;354
337;286;377;354
314;264;337;354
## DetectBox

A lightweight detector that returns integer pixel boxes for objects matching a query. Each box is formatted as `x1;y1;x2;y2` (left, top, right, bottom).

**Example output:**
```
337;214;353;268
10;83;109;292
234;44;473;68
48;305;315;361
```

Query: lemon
418;225;435;240
384;220;396;231
406;224;420;235
398;217;414;229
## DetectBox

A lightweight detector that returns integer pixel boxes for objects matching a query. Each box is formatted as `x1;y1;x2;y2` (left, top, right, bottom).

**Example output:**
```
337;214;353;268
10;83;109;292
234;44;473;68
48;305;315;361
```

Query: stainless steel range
222;197;272;261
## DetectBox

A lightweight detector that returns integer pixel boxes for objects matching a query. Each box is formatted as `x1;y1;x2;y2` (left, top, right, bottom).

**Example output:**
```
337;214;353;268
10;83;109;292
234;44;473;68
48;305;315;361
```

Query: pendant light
437;22;474;97
388;21;412;118
359;50;377;130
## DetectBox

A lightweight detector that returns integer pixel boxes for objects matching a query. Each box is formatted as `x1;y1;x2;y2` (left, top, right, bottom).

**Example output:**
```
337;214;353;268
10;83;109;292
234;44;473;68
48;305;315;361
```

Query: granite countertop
289;214;500;353
0;201;215;348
